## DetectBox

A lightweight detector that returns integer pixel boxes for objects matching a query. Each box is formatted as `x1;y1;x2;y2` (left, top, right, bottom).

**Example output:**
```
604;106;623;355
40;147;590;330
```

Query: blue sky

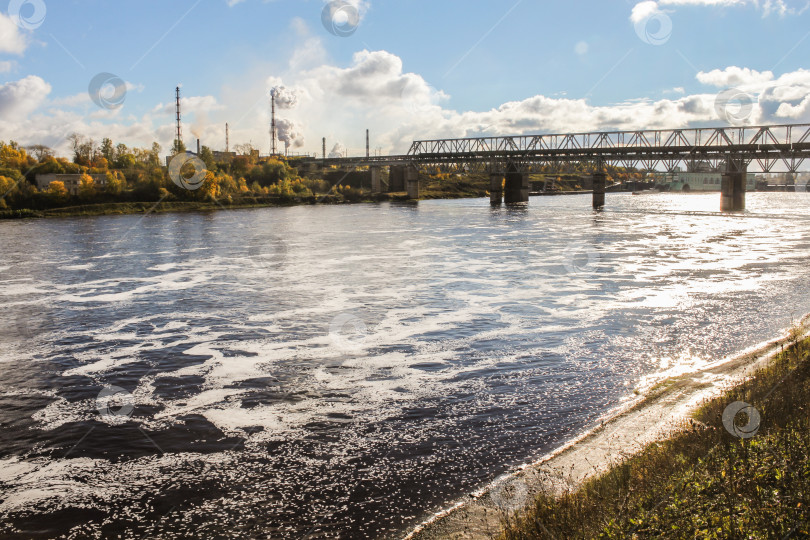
1;0;809;157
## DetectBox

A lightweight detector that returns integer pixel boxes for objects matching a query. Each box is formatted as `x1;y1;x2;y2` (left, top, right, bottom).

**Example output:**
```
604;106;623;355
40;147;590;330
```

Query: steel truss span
405;124;810;173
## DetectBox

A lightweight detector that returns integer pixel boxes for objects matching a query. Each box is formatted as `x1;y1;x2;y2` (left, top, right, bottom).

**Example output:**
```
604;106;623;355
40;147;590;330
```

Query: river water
1;192;810;538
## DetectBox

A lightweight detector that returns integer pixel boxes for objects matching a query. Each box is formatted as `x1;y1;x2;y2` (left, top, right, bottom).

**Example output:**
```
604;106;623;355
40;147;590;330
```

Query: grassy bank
500;328;810;539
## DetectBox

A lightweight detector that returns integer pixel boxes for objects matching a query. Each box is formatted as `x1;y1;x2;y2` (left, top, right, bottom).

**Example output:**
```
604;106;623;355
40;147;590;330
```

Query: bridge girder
305;123;810;174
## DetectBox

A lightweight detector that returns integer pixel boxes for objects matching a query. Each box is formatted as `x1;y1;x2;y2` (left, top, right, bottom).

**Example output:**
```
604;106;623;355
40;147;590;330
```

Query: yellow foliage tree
0;176;14;209
105;171;124;195
0;142;29;170
48;180;68;199
0;175;16;195
78;173;96;199
200;171;221;200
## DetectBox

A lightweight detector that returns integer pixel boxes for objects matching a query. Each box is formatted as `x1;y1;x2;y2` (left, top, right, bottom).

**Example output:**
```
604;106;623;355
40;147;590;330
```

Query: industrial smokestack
322;137;326;161
271;92;277;156
226;123;230;153
366;129;369;159
197;139;201;155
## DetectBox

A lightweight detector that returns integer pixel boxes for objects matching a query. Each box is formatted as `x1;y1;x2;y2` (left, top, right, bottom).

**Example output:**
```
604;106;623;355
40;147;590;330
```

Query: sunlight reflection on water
1;191;809;537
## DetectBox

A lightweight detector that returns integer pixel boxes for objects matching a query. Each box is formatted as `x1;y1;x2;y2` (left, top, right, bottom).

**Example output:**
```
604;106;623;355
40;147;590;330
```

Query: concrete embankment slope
406;317;810;539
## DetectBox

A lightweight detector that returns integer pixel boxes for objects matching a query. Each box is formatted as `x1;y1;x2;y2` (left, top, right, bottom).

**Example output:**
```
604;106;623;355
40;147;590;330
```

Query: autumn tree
47;180;68;201
105;171;125;195
68;134;97;166
78;174;96;199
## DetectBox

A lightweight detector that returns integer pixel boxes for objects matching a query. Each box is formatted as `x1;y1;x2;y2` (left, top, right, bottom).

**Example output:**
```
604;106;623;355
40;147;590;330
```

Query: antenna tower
175;86;182;149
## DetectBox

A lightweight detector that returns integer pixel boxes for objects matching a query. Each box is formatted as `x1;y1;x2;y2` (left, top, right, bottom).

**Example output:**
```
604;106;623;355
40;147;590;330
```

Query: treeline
0;135;355;213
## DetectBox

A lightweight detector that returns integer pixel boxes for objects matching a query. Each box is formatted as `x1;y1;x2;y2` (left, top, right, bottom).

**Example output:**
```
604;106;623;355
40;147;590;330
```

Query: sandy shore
406;316;810;539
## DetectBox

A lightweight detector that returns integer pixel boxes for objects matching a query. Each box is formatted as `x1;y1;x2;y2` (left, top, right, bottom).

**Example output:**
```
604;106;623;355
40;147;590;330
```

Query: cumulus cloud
0;13;29;54
5;32;810;161
696;66;775;89
631;1;665;23
256;45;810;153
0;75;51;121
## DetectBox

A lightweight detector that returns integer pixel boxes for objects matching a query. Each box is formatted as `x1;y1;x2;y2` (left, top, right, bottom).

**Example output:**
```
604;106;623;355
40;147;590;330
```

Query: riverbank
0;172;598;219
408;314;810;539
0;193;417;220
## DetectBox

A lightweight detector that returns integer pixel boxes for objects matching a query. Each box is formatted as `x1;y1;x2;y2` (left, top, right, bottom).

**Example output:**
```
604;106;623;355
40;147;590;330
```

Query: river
1;192;809;538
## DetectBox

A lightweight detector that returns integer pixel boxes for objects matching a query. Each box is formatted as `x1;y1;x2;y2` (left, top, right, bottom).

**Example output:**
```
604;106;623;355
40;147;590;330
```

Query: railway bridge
306;123;810;211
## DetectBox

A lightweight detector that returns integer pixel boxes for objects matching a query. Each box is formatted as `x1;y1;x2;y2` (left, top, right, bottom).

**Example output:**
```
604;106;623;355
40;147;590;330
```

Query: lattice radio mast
175;86;182;149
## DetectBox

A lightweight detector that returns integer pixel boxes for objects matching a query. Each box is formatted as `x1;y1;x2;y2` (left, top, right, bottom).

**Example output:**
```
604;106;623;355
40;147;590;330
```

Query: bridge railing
406;124;810;156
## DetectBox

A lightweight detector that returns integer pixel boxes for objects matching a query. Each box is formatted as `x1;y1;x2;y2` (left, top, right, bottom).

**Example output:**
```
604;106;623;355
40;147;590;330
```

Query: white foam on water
3;195;810;537
58;263;95;271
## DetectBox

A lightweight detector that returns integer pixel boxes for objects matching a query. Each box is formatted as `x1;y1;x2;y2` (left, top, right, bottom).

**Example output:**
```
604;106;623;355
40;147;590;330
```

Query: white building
35;173;108;195
665;171;756;192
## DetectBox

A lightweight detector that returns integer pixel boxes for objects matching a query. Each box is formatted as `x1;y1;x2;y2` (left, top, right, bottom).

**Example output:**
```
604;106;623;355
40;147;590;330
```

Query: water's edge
406;312;810;539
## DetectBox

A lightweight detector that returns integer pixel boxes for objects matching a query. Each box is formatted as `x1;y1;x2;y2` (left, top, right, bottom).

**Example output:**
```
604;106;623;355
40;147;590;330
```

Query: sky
1;0;809;158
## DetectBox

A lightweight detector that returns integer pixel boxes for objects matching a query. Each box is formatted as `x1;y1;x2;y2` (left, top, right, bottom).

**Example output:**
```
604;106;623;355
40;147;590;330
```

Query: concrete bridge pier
490;174;503;205
370;166;382;193
389;166;405;192
504;170;529;204
406;166;419;199
721;158;747;211
592;170;606;209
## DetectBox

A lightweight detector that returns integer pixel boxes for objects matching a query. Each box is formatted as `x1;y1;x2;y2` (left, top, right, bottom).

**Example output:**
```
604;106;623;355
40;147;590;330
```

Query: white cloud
0;75;51;121
632;0;806;20
5;38;810;160
0;13;29;55
631;1;664;23
659;0;745;6
696;66;775;89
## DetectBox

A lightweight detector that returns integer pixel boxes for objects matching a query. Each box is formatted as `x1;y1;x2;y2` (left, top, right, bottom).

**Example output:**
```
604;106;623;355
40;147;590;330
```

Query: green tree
199;146;216;171
105;171;125;195
150;142;162;167
172;139;186;156
100;138;114;163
